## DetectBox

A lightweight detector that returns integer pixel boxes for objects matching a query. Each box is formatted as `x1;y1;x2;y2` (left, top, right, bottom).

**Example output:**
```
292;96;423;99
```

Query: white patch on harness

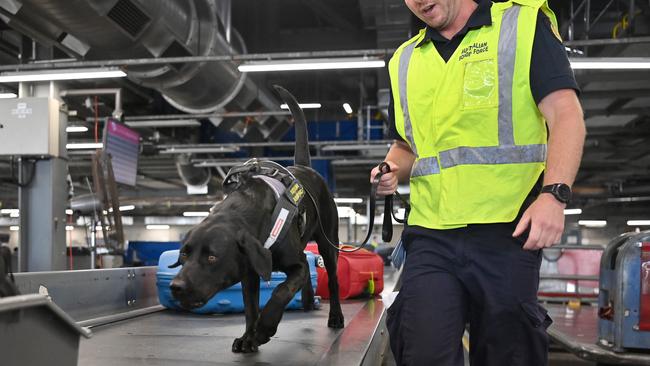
264;208;290;249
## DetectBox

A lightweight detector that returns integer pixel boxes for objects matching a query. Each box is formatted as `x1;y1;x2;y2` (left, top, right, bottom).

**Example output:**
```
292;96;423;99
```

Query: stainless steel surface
78;300;384;366
0;294;91;366
547;304;650;365
550;245;606;250
79;305;165;328
541;274;600;281
0;294;92;338
13;267;159;322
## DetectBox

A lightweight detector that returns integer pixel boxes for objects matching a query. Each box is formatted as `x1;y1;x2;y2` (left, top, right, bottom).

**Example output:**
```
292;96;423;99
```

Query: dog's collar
223;158;306;250
223;158;296;193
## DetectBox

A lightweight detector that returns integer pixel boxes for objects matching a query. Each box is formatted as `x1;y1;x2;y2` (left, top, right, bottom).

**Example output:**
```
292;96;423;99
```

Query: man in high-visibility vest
370;0;585;364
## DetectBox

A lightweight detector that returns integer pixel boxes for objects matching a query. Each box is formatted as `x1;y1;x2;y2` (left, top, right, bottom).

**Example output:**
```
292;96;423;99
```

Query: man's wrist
540;183;572;204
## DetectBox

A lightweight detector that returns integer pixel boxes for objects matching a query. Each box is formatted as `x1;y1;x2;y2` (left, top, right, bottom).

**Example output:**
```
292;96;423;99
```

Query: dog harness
223;159;306;249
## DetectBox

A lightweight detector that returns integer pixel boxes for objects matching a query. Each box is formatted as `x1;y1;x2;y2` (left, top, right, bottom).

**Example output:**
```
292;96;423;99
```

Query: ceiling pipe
0;49;394;71
60;88;122;119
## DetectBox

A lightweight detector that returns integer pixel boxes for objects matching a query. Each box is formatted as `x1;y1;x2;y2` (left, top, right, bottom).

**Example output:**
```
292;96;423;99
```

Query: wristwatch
540;183;572;204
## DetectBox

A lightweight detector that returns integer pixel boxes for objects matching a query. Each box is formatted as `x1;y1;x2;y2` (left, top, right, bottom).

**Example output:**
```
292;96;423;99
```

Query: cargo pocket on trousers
520;302;553;329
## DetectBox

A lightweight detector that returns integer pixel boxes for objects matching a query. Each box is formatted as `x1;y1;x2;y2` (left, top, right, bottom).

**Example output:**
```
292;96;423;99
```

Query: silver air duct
0;0;278;120
175;154;211;187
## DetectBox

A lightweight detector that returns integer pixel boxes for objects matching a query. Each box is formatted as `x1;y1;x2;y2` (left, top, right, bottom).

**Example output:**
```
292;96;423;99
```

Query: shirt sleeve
387;88;406;142
530;11;580;104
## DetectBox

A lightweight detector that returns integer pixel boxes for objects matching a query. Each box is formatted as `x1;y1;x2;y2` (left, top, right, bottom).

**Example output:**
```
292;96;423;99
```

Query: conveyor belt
79;300;384;366
546;304;650;365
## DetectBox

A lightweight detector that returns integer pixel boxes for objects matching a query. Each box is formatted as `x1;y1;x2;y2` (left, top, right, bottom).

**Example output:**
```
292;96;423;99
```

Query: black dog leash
306;162;410;253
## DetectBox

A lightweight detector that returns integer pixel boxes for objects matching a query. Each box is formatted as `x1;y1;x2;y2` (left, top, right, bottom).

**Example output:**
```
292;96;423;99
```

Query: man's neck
439;0;479;40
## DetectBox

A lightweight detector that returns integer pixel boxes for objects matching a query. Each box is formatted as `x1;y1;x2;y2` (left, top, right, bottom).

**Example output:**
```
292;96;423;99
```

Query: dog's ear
237;230;272;281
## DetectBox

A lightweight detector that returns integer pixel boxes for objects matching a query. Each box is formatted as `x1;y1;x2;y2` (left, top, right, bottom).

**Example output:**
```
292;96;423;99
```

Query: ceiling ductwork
175;154;211;188
0;0;285;138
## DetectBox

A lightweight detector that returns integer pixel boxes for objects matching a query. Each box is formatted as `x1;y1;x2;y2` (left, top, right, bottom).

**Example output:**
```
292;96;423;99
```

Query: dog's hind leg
301;254;315;311
254;261;308;345
315;231;345;329
232;267;261;353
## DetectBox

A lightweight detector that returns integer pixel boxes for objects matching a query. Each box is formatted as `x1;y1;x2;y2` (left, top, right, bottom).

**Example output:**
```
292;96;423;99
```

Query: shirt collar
416;0;493;47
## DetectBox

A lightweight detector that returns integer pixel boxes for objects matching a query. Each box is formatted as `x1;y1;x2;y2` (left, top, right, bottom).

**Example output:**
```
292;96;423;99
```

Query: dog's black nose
170;279;187;295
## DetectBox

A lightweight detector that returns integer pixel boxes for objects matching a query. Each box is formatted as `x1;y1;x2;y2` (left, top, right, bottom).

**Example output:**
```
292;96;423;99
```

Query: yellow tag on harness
288;182;305;204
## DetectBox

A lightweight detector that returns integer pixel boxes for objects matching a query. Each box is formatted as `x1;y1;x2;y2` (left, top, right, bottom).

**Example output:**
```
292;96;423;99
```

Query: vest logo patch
458;42;489;61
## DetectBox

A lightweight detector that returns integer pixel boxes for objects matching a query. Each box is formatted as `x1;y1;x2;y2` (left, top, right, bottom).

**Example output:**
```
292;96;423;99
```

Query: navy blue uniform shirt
387;0;579;141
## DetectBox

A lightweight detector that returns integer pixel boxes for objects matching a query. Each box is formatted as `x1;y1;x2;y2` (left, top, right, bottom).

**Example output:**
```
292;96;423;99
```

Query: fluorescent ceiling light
160;146;239;154
280;103;321;110
337;206;356;218
0;67;126;83
66;142;103;150
66;225;74;231
564;208;582;215
147;224;170;230
9;212;19;218
9;226;19;231
125;119;201;128
0;92;17;98
578;220;607;228
1;209;18;214
66;209;73;215
565;47;584;55
238;57;386;72
322;143;390;152
570;58;650;70
183;211;210;217
108;205;136;213
334;198;363;204
627;220;650;226
343;103;353;114
66;126;89;133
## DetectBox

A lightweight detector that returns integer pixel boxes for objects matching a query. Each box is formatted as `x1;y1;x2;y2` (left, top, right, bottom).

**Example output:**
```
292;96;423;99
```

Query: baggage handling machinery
543;231;650;365
0;265;397;366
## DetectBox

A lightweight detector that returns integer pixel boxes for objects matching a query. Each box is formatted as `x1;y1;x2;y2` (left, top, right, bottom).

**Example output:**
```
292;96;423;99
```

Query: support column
17;81;68;272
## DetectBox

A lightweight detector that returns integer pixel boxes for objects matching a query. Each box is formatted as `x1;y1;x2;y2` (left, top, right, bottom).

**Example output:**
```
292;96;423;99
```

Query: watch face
557;184;571;201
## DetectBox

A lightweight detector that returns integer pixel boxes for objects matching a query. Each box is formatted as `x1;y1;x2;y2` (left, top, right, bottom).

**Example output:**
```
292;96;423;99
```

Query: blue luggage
157;249;319;313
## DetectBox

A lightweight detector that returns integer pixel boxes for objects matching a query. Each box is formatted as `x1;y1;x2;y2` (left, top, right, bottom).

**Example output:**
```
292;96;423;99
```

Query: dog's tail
273;85;311;167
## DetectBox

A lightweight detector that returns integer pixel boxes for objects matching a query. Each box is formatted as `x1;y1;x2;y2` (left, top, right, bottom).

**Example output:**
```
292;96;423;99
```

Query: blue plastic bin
125;241;181;266
157;249;319;313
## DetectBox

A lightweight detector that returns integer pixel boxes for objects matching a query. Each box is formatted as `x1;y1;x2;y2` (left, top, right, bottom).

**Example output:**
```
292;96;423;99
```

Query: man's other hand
512;194;566;250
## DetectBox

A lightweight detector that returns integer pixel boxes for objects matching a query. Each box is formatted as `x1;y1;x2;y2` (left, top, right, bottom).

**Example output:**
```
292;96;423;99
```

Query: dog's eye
180;252;187;262
207;255;217;263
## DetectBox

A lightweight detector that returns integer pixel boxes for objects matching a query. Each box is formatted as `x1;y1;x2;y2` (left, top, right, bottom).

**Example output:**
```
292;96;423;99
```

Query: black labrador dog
169;86;344;353
0;245;19;298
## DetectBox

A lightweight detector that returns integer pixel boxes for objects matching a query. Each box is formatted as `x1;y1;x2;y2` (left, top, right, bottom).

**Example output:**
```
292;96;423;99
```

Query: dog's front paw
232;334;259;353
328;313;345;329
254;329;272;346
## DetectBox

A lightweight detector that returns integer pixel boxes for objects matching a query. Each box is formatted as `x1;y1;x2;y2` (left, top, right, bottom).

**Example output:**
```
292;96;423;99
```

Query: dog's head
168;219;272;309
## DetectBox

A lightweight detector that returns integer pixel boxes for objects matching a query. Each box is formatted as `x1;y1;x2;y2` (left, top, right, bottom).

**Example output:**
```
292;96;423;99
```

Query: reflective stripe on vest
411;156;441;177
398;5;545;175
398;41;418;157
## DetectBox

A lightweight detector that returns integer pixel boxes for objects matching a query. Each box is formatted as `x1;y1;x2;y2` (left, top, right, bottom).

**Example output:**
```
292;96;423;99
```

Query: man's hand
370;161;399;196
512;194;565;250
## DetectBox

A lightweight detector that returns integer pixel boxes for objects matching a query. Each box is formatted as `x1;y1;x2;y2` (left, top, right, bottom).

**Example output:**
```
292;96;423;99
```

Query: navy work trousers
387;223;552;366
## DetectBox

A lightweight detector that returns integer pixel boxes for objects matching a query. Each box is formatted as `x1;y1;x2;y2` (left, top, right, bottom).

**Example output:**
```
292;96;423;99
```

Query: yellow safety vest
389;0;559;229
